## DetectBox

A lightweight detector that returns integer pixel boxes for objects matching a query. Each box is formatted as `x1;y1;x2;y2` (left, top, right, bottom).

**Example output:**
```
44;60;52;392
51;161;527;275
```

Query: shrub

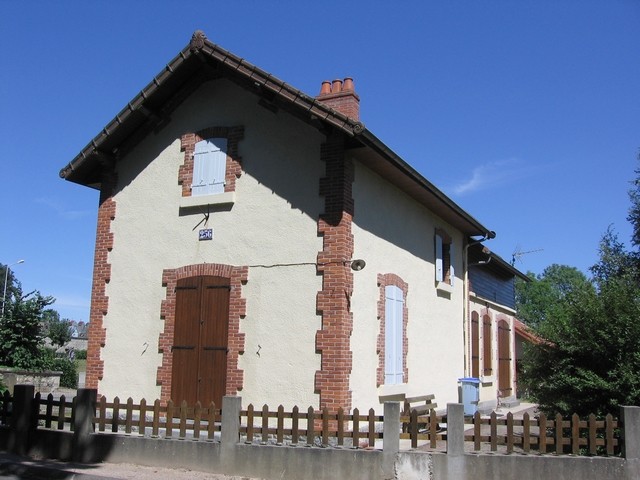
75;349;87;360
40;348;77;389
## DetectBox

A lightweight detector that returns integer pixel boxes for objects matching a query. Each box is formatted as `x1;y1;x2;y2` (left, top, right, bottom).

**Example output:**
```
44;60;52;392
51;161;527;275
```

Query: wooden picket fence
93;396;222;440
464;411;619;455
241;404;383;448
400;409;446;449
36;392;75;431
0;389;623;456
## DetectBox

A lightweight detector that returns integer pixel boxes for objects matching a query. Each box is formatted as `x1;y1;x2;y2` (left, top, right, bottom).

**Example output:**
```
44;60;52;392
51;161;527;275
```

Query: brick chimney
316;77;360;121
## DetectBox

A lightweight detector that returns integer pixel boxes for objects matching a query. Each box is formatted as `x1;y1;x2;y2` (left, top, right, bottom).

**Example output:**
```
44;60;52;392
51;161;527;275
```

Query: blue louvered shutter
435;234;444;282
192;138;227;196
449;242;454;286
385;285;404;385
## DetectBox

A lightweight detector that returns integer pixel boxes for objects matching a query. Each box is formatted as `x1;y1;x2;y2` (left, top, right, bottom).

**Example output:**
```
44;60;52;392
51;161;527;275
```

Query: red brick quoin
376;274;409;387
156;263;248;403
178;126;244;197
315;132;355;414
85;167;117;390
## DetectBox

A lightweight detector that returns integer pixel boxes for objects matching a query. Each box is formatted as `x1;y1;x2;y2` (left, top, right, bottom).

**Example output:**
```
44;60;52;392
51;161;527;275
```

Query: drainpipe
462;232;495;378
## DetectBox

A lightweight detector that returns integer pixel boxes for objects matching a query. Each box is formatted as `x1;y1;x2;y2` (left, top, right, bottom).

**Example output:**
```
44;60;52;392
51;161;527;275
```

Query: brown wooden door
497;320;512;397
171;276;230;406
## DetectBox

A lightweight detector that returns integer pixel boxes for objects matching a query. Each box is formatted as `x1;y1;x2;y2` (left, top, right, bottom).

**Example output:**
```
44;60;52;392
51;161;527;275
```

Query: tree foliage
518;165;640;417
42;309;73;349
0;288;54;369
515;264;590;329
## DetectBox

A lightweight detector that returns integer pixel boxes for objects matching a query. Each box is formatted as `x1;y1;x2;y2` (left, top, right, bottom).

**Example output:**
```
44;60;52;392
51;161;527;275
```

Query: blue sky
1;1;638;322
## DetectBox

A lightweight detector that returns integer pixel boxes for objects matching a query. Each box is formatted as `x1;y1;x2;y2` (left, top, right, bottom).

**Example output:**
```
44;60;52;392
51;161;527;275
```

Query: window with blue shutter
384;285;404;385
435;230;454;285
192;138;227;196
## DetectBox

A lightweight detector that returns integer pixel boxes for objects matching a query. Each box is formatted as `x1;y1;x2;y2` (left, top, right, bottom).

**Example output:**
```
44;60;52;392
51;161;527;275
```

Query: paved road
0;452;260;479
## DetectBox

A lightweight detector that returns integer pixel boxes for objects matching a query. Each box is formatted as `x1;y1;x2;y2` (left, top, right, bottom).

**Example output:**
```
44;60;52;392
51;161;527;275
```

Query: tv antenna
511;246;543;266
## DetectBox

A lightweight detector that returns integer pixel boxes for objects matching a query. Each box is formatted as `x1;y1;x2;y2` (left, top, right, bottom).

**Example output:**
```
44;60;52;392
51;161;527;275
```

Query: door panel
171;276;230;407
199;277;230;406
497;320;512;397
171;278;200;405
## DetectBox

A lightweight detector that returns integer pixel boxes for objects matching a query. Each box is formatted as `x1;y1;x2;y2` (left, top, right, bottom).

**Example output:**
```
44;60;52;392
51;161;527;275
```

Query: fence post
72;388;97;462
383;401;400;455
446;403;464;456
10;384;35;456
221;396;241;446
620;405;640;459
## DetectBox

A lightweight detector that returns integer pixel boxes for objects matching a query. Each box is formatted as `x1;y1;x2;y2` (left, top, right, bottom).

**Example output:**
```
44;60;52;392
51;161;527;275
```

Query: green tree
42;309;73;349
515;264;590;329
0;287;54;369
519;164;640;417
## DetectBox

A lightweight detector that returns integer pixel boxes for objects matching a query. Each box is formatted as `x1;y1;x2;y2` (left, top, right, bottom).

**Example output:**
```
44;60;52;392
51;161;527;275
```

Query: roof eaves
357;129;492;237
60;46;194;182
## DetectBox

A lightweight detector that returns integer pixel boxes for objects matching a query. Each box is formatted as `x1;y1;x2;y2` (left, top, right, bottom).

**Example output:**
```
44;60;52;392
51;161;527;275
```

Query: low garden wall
0;369;61;395
1;386;639;480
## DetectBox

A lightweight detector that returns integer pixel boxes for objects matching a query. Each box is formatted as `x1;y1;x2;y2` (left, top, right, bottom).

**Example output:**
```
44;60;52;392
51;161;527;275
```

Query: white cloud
451;158;533;196
34;197;92;220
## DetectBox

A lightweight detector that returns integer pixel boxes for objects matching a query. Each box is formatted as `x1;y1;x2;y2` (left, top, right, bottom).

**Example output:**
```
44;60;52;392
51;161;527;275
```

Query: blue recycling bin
459;377;480;415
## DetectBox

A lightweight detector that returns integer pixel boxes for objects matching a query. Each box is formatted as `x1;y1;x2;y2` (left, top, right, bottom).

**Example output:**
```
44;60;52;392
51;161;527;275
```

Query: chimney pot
332;79;343;93
343;77;354;92
319;81;331;96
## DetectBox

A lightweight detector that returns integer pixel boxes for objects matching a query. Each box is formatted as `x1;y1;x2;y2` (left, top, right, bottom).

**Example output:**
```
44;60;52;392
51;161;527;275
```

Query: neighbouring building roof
514;318;543;345
59;30;493;238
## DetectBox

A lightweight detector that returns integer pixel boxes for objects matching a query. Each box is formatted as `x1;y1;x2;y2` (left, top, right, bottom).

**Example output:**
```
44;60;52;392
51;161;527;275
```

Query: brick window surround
376;273;409;387
156;263;248;403
178;126;244;197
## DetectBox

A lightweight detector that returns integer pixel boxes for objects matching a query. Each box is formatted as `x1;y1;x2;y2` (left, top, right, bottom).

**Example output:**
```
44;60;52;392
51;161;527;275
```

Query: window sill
179;192;235;210
436;281;453;295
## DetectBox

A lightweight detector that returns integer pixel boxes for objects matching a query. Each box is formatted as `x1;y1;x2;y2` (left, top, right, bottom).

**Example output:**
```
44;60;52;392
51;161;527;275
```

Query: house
467;244;530;410
60;30;519;413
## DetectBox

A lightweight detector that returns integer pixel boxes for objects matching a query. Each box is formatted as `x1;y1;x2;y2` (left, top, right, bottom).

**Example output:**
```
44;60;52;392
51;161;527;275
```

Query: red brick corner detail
156;263;248;404
85;171;117;390
376;273;409;387
178;126;244;197
315;133;354;413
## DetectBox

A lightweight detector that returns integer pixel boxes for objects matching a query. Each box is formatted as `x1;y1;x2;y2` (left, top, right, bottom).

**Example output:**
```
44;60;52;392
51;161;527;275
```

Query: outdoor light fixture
350;259;366;271
2;259;25;317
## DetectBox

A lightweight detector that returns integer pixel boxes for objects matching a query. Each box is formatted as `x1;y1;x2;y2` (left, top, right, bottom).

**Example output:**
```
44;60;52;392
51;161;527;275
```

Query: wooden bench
403;394;440;433
403;394;438;417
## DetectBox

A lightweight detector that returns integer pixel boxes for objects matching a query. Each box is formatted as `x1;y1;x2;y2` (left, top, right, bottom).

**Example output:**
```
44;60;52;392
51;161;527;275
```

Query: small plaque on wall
199;228;213;241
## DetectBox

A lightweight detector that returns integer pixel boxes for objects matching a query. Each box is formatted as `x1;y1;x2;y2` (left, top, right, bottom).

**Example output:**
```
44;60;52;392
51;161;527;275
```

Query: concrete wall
351;161;466;411
396;452;638;480
100;79;324;409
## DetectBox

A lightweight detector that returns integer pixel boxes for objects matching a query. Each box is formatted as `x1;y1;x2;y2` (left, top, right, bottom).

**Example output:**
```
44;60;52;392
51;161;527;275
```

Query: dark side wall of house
469;261;516;310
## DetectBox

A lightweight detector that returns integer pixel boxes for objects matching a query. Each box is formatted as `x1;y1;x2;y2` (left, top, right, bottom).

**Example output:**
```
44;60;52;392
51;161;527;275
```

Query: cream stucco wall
350;161;466;412
468;294;517;408
99;79;324;409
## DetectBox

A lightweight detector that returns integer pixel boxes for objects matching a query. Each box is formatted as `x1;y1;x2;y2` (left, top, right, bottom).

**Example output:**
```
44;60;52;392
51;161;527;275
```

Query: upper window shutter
435;234;444;282
193;138;227;196
385;285;404;385
449;242;454;285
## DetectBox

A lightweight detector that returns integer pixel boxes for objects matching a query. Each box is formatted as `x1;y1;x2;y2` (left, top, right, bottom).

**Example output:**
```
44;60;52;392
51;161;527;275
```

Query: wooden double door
171;276;230;407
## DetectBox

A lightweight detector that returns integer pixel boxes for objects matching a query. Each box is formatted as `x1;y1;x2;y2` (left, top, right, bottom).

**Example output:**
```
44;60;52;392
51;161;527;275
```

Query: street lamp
2;259;25;317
